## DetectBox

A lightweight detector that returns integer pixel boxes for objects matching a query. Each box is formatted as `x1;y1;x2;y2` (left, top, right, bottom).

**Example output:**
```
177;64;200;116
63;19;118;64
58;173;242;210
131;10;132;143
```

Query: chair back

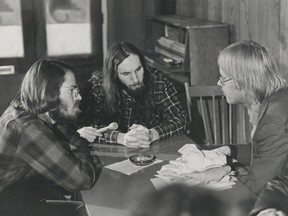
184;82;247;145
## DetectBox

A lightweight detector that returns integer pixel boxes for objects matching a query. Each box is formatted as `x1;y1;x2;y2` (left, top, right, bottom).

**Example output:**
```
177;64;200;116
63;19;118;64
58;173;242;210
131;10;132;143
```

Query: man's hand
77;126;102;142
129;124;150;134
116;124;151;148
130;124;159;142
123;129;151;148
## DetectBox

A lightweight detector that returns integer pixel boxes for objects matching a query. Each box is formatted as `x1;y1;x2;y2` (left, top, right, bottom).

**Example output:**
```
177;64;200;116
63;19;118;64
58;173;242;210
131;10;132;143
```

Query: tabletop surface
81;134;257;216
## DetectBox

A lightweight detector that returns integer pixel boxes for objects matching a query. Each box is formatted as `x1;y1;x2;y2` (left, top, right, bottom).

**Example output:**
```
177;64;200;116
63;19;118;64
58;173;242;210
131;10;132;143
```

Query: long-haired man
79;42;188;148
0;59;102;216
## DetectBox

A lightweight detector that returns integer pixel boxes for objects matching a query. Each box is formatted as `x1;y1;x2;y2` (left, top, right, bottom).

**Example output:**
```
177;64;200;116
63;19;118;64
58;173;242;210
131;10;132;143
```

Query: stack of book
153;23;187;64
155;37;185;62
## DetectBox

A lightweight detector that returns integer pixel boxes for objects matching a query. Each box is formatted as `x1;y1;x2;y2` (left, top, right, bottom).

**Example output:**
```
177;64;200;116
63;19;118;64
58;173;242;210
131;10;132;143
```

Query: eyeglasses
218;77;232;86
62;85;80;99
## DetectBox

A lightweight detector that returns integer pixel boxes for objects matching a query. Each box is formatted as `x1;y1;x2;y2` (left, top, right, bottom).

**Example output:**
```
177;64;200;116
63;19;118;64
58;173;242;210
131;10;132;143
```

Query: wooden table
81;134;257;216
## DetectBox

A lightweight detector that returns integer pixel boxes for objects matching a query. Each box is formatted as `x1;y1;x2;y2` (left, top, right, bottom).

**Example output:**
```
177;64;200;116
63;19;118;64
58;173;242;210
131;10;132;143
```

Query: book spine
157;37;185;55
155;46;183;62
156;42;185;57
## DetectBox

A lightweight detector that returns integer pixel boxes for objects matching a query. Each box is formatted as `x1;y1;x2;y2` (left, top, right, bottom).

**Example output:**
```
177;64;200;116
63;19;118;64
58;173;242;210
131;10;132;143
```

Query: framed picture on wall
0;0;102;76
44;0;92;56
0;0;24;58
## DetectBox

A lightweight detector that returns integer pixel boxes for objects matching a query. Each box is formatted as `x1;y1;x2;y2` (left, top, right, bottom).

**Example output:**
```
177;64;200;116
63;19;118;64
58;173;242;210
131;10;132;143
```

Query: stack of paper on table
153;144;236;190
105;158;163;175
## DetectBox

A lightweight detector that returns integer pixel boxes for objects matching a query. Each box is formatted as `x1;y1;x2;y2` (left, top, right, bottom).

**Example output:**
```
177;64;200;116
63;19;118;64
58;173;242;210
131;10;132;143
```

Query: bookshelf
144;15;229;87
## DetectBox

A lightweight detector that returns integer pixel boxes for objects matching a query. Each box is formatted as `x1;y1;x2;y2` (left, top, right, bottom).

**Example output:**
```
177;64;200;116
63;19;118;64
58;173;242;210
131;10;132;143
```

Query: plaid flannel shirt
0;105;102;199
79;67;188;144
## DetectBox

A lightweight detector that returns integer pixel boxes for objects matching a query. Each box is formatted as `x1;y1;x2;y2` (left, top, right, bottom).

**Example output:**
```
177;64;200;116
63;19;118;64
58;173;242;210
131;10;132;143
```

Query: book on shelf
154;46;184;62
164;25;186;44
157;37;186;56
156;42;185;58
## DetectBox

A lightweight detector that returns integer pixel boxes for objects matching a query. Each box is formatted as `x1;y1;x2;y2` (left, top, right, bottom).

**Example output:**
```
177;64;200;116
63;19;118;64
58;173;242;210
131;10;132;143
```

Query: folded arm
18;123;102;191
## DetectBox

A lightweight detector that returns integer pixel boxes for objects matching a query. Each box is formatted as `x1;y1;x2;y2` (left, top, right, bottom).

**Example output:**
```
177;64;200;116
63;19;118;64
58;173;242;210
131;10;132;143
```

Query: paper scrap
105;159;163;175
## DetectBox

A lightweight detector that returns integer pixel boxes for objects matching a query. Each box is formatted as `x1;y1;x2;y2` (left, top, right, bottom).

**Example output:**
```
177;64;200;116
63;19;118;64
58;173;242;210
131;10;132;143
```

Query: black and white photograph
0;0;287;216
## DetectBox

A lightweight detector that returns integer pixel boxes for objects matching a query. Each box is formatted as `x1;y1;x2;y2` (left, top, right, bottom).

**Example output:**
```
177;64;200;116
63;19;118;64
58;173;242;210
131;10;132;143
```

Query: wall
106;0;175;49
175;0;288;143
106;0;288;75
176;0;288;77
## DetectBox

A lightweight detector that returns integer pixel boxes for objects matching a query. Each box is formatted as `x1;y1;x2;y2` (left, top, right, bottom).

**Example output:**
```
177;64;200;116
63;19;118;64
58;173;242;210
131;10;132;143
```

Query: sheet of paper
105;159;163;175
85;205;128;216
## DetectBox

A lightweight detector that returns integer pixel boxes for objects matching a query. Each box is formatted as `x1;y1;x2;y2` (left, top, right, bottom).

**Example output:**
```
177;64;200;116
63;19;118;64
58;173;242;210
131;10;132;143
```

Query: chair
184;82;248;145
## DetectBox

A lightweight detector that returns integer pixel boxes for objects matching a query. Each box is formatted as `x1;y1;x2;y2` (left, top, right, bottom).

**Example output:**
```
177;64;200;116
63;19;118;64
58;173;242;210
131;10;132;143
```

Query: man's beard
122;82;147;98
49;100;81;125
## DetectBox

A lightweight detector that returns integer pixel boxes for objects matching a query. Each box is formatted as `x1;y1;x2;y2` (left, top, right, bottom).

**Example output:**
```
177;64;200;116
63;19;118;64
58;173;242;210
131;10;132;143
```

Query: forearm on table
104;130;119;144
116;129;159;146
204;143;252;166
27;146;99;190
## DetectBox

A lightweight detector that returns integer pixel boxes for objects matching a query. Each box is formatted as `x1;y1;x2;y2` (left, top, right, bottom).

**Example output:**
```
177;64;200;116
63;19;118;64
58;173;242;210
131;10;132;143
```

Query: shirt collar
121;89;136;102
247;103;260;126
38;113;56;125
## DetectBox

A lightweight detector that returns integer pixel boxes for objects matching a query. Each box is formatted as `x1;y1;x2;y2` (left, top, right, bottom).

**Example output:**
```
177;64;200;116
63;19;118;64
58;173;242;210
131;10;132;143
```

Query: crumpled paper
156;144;234;186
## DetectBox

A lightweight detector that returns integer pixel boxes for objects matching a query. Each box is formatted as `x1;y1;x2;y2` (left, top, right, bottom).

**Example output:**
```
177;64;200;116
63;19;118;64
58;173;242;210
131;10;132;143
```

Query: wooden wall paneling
107;0;145;48
246;0;280;59
176;0;199;17
107;0;167;49
144;0;158;17
279;0;288;78
237;0;250;42
221;0;241;43
106;0;115;47
194;0;208;19
189;26;229;85
156;0;176;15
207;0;222;22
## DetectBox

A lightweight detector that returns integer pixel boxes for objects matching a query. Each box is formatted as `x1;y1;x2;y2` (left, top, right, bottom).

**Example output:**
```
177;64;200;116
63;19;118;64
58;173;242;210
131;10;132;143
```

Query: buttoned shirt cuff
104;130;120;144
229;143;253;166
152;126;164;140
149;128;160;142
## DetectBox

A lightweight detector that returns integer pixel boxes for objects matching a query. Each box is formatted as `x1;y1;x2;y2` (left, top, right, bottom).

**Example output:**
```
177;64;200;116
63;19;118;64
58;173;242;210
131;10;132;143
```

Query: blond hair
218;40;286;103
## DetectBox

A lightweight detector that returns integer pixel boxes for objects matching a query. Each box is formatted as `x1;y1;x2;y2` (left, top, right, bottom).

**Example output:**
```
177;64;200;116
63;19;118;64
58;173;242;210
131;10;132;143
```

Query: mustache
132;82;141;86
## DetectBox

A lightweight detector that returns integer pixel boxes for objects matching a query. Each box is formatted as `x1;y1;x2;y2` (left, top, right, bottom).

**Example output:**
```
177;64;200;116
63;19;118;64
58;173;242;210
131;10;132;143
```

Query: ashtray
129;154;156;166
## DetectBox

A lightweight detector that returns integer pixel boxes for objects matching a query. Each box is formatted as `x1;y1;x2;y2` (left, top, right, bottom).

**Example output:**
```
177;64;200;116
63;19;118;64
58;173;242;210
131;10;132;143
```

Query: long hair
218;40;287;103
13;59;75;114
102;42;153;118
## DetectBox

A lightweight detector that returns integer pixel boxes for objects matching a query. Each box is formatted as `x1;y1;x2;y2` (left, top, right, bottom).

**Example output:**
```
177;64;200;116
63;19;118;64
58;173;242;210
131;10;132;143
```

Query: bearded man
79;42;188;148
0;59;102;216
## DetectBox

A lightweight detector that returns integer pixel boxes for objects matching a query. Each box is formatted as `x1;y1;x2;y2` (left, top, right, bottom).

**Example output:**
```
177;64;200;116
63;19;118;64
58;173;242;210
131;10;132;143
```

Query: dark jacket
234;89;288;195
